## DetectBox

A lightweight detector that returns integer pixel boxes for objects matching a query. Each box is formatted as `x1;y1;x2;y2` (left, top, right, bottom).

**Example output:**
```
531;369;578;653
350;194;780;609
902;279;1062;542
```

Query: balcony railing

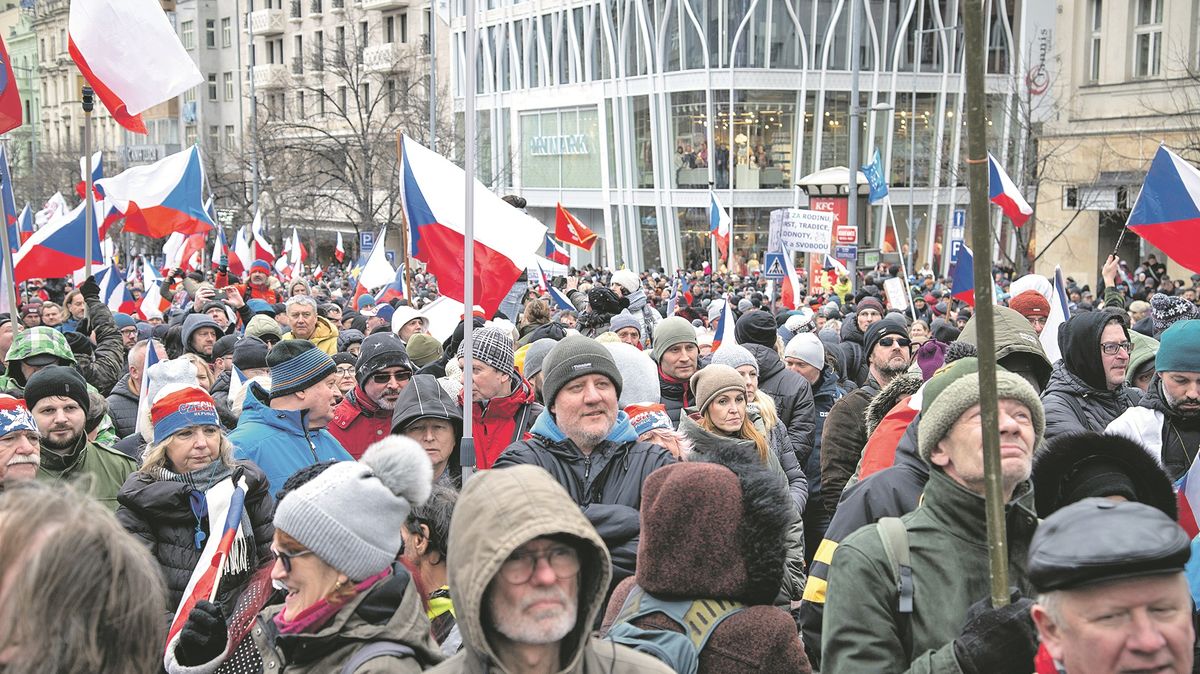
248;8;285;35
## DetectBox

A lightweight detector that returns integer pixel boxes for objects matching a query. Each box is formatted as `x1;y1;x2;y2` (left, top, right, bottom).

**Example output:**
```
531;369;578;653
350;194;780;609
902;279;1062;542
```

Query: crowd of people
0;241;1198;674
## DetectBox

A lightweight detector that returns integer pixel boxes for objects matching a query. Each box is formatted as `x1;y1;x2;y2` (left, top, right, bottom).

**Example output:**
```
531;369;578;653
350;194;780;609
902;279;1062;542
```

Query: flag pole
0;156;15;316
963;0;1009;609
885;197;919;322
395;131;412;299
82;86;96;278
460;0;478;484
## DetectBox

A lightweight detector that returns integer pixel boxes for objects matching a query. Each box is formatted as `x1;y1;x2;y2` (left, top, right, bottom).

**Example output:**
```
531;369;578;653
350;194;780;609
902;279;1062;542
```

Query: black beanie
24;365;90;415
354;333;413;388
232;336;270;371
734;310;778;348
541;334;623;408
864;316;909;355
64;331;95;357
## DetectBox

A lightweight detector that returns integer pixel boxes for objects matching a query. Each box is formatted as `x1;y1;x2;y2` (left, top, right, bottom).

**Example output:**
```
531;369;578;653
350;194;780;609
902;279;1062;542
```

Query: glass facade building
451;0;1049;273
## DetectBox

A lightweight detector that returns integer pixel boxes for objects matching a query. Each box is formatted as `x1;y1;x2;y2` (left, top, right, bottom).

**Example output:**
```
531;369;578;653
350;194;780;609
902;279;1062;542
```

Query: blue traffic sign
834;245;857;261
762;252;787;280
359;231;375;253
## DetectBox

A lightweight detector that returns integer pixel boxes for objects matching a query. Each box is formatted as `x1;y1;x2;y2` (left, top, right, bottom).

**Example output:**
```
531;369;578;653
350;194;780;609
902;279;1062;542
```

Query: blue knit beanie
1156;320;1200;373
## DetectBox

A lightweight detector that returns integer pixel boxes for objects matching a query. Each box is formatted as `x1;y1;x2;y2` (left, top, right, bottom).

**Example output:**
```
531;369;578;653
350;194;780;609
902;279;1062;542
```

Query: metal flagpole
963;0;1008;609
428;0;437;152
460;0;477;483
885;197;919;322
82;86;96;278
395;131;413;298
846;0;862;295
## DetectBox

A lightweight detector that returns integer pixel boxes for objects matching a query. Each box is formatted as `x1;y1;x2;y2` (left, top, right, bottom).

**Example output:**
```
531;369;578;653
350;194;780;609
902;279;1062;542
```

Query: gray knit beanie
522;338;557;380
273;436;433;581
711;343;758;375
690;364;749;415
541;334;623;408
651;317;698;363
918;357;1045;463
609;311;642;336
604;342;659;406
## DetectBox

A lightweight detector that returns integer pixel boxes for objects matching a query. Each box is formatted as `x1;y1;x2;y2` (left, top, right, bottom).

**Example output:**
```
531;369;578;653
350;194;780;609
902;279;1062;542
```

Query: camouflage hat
6;326;76;366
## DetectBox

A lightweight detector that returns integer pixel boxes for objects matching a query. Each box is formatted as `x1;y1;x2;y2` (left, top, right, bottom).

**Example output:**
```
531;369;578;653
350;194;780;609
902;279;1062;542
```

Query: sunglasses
272;547;314;573
371;371;412;385
878;337;912;348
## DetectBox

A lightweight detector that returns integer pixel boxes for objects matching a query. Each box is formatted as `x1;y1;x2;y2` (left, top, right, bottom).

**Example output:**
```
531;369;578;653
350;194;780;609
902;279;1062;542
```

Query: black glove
79;275;101;302
175;600;228;667
952;593;1038;674
219;264;228;275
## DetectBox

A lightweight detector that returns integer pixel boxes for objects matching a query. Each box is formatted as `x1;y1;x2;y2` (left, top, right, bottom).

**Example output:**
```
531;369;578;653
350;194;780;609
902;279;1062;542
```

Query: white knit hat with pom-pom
273;436;433;581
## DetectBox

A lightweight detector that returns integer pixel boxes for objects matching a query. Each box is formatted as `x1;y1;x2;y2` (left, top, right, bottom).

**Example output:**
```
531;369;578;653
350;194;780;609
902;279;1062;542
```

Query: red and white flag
334;231;345;263
555;203;597;251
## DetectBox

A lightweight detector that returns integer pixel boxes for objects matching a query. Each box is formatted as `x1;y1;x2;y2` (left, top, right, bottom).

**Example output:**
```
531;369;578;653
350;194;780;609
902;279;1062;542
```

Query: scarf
273;568;391;635
658;368;692;407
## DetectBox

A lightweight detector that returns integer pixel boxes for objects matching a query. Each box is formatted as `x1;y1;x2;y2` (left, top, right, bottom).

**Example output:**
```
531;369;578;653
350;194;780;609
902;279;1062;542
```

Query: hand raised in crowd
1102;254;1120;288
222;286;245;309
175;600;228;667
79;274;101;301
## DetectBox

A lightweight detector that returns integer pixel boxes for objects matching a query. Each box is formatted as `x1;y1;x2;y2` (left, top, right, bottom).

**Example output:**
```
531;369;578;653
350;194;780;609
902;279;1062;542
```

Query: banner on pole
771;208;835;254
883;276;910;311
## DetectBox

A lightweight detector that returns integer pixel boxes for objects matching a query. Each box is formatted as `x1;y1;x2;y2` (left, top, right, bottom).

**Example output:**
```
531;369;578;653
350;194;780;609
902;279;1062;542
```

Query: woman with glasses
116;383;275;668
329;333;416;459
167;436;443;673
332;353;358;395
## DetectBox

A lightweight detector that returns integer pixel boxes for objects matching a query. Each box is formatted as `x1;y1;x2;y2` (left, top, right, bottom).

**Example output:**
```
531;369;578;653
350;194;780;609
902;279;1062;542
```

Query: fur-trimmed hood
1031;430;1176;519
864;373;923;436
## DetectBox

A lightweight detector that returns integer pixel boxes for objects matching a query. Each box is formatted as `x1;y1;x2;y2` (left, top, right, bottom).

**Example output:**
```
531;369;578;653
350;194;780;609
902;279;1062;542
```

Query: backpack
605;586;745;674
877;516;914;661
339;641;415;674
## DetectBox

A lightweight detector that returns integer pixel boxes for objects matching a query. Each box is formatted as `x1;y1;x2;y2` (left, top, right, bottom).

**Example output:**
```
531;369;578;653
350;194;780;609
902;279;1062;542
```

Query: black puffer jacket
115;462;275;610
1042;312;1143;442
106;374;140;438
744;343;817;464
837;316;869;386
818;376;882;517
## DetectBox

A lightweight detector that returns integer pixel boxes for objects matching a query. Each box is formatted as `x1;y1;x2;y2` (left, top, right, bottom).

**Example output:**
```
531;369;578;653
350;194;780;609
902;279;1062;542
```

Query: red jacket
215;271;283;304
329;386;392;459
857;395;919;480
460;377;540;470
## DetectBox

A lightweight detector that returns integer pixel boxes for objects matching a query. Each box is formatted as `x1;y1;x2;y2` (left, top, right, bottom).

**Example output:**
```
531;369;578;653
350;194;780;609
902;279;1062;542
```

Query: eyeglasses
499;545;581;585
1028;316;1049;326
1101;341;1132;355
877;337;912;349
272;546;314;573
370;371;412;385
336;366;356;376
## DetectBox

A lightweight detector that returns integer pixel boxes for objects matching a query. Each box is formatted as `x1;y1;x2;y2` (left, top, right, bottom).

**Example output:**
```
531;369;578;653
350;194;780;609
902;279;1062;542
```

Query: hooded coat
493;409;675;587
426;465;673;674
600;457;811;673
1041;312;1141;442
743;343;818;463
391;374;464;488
837;316;869;386
182;313;222;363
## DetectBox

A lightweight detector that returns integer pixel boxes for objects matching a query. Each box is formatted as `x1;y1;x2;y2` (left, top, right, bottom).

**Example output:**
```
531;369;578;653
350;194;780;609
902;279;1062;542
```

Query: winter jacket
208;370;239;430
678;415;806;601
167;563;443;674
115;463;275;610
493;409;676;588
282;315;339;355
800;417;927;665
819;376;882;517
837;317;869;386
957;305;1053;392
819;469;1038;673
459;375;540;470
745;343;818;466
215;271;283;305
804;365;848;549
751;402;809;514
1107;375;1200;481
427;465;673;674
36;436;138;512
106;374;141;438
330;386;395;459
854;373;924;482
1041;311;1142;441
77;292;128;396
658;368;692;425
229;382;353;495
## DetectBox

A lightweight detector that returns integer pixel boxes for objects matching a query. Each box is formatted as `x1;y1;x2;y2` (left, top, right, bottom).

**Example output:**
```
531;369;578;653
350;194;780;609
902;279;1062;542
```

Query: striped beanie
268;339;337;398
151;385;220;444
627;403;672;435
250;259;272;274
0;395;37;438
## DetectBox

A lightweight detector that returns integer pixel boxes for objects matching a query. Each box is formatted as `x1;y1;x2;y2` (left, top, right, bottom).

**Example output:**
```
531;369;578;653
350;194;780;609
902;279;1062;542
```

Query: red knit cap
1009;289;1051;318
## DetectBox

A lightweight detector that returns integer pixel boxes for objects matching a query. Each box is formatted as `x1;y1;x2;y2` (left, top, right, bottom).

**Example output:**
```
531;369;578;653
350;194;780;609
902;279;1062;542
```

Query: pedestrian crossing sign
763;252;787;280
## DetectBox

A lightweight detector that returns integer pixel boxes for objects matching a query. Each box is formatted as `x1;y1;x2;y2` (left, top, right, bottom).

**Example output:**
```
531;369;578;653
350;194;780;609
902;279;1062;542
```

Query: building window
1133;0;1162;77
400;13;408;43
224;125;236;148
206;19;216;49
386;78;397;108
208;124;219;147
297;90;305;117
183;86;196;104
221;18;232;48
1088;0;1102;82
385;16;395;44
181;21;195;49
318;91;326;114
338;85;347;111
207;74;218;101
223;72;234;100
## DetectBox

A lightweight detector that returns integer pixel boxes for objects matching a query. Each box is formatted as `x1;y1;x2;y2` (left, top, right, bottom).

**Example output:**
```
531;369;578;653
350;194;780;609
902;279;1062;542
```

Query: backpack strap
606;586;745;674
340;641;416;674
877;517;914;657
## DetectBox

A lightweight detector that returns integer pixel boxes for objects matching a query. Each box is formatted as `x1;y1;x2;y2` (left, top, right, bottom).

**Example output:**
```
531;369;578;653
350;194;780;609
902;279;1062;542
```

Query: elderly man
819;358;1044;673
106;340;168;438
229;339;352;493
495;335;675;588
1108;319;1200;480
29;366;136;511
610;312;643;349
456;326;539;470
282;295;339;355
427;464;673;674
0;395;41;489
650;317;698;424
392;305;429;344
1030;499;1194;674
329;332;414;458
1041;311;1141;442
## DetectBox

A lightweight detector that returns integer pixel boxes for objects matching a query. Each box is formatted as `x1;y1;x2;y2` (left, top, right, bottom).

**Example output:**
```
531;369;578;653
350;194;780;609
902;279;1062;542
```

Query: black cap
24;365;90;415
212;334;238;360
232;336;269;371
864;316;909;354
1028;498;1191;593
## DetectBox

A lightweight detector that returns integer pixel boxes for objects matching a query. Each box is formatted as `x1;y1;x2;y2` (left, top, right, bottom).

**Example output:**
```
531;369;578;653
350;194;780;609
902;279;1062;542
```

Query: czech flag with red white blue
1126;145;1200;274
12;200;104;283
950;243;976;307
1172;457;1200;605
988;153;1033;228
711;295;737;352
543;234;570;266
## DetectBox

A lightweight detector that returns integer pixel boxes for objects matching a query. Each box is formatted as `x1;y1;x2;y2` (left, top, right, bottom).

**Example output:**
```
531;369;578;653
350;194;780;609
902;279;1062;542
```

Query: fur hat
1032;431;1176;520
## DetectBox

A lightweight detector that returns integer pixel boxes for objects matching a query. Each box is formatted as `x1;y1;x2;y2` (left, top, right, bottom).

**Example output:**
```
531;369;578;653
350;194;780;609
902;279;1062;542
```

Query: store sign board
529;134;590;156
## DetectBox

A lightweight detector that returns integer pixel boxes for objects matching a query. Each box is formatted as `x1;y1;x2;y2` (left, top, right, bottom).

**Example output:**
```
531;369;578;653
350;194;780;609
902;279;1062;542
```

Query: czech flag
1126;145;1200;273
781;251;804;310
824;254;849;276
543;234;570;265
548;285;575;311
12;200;104;283
988;153;1033;228
1173;455;1200;605
334;231;345;263
400;135;546;316
94;265;136;315
96;146;215;239
0;146;18;251
75;151;104;200
950;243;976;307
710;192;731;258
163;231;206;272
0;34;20;135
533;261;551;294
555;203;597;251
376;265;408;304
15;203;32;244
212;226;244;277
233;225;254;276
68;0;202;134
250;210;274;263
711;296;737;352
